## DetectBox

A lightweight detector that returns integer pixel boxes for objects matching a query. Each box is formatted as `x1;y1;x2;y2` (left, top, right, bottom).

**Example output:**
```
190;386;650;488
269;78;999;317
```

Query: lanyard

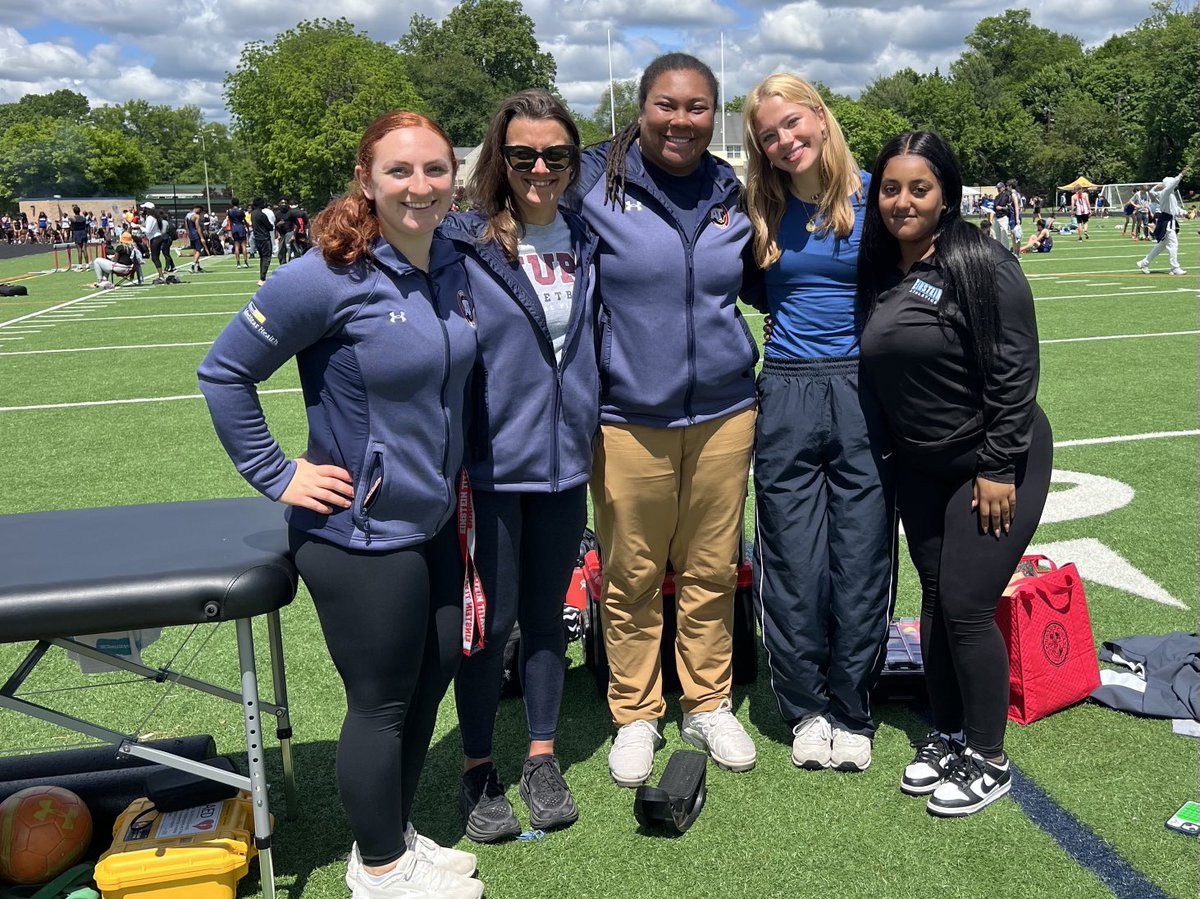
457;469;487;656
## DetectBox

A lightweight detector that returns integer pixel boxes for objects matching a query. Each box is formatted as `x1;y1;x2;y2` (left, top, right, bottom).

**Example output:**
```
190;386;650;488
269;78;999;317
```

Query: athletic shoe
519;754;578;830
257;279;265;287
188;263;196;273
1136;259;1150;274
1170;267;1188;275
900;732;963;796
927;748;1011;817
347;844;483;899
608;719;664;787
830;727;871;772
790;714;832;769
459;763;521;843
681;698;756;772
346;829;476;888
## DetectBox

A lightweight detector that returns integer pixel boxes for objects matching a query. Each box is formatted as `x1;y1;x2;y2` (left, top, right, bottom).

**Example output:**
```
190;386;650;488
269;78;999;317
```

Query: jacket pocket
736;312;760;369
597;305;613;395
352;441;386;542
466;365;490;464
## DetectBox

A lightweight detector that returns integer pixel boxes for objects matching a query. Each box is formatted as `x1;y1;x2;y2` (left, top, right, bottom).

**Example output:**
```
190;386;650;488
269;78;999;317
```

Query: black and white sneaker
926;748;1011;817
900;731;963;796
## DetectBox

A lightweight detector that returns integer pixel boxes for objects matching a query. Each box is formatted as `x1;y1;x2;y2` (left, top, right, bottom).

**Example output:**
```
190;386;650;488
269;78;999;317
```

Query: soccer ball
0;786;93;885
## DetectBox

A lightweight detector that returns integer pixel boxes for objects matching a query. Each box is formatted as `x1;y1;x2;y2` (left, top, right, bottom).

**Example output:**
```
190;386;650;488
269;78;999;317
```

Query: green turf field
1;221;1197;899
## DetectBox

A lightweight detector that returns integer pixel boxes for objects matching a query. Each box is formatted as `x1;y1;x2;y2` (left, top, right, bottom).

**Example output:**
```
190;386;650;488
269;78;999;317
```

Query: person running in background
185;206;207;273
1137;165;1191;276
227;199;249;269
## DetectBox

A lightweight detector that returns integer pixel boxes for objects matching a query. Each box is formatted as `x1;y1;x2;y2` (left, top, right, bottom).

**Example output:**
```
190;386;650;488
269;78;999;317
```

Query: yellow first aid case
94;792;262;899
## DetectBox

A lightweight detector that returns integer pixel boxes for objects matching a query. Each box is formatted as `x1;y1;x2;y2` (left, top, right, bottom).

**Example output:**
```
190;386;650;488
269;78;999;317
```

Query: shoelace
911;733;952;765
701;710;746;740
943;753;986;789
526;758;566;801
796;717;831;741
615;722;657;749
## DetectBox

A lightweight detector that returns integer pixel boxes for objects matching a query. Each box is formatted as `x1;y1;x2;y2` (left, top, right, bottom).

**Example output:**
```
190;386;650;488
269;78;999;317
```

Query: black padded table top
0;498;297;643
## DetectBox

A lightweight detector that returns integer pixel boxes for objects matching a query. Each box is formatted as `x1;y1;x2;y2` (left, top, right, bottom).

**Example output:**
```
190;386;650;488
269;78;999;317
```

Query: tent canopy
1059;177;1098;190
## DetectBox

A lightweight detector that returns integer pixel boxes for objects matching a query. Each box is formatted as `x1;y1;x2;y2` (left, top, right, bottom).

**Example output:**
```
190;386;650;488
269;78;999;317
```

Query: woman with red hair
199;111;483;899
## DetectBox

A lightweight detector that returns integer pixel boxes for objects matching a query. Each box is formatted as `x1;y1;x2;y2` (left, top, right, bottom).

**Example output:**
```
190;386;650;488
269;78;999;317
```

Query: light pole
197;128;212;219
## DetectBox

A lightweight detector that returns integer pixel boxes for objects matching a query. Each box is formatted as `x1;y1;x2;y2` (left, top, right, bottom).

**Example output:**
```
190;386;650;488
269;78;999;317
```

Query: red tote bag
996;555;1101;725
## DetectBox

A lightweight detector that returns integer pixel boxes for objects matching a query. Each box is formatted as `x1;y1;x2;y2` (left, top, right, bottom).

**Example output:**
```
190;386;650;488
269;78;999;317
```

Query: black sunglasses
502;144;578;172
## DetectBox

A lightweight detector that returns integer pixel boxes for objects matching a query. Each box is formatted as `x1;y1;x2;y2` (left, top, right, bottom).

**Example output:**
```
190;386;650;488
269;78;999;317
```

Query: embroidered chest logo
388;310;407;323
623;199;645;213
910;278;943;305
709;204;730;229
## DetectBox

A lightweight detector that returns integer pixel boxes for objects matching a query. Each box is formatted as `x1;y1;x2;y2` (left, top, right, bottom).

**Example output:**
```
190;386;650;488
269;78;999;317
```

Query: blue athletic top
763;172;869;360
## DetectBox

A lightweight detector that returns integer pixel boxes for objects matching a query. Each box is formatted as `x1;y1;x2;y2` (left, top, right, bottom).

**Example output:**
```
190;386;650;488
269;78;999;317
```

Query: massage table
0;497;298;899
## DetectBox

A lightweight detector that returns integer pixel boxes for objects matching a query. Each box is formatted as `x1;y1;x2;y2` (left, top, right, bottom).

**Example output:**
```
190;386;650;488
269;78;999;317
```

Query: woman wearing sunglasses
573;53;760;786
441;89;598;842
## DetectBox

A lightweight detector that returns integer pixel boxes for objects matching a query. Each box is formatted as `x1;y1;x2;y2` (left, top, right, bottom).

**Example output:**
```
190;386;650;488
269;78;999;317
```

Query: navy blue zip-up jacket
440;210;600;492
572;141;759;428
198;237;477;550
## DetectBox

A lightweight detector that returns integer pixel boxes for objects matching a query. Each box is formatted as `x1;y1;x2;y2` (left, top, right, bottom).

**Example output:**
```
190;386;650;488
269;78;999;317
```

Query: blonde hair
743;73;862;269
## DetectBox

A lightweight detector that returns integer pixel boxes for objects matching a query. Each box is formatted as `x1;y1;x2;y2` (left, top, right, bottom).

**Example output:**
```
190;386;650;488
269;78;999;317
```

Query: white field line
1055;430;1198;448
1040;330;1199;345
0;341;212;357
27;311;240;323
0;285;121;328
0;387;301;413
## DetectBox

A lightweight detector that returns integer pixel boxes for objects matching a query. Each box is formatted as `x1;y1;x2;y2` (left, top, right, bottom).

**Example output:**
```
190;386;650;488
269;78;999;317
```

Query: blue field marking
1009;764;1171;899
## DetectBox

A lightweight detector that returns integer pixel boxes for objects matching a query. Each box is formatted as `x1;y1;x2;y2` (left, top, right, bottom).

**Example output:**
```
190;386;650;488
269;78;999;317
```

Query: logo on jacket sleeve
910;278;943;305
241;301;278;346
709;204;730;229
457;290;476;327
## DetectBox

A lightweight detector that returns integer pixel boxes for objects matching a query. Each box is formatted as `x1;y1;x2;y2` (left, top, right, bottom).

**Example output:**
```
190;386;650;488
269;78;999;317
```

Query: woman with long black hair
857;131;1053;817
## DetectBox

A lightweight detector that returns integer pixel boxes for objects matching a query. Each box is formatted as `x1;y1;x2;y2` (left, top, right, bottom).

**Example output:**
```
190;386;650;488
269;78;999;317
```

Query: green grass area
1;225;1198;898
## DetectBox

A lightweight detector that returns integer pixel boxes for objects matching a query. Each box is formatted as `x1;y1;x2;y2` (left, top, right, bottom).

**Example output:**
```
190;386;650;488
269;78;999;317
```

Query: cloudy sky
0;0;1160;120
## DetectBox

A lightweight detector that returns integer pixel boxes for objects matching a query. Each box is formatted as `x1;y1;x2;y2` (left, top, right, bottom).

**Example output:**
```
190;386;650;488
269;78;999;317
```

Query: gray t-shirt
517;215;575;364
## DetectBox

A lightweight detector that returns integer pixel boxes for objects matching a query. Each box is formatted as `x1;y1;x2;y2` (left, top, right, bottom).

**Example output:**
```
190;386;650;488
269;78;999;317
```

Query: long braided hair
602;52;719;211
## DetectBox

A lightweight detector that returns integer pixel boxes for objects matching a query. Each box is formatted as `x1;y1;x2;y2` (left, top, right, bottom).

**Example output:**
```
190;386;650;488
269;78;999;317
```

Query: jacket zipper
425;271;454;509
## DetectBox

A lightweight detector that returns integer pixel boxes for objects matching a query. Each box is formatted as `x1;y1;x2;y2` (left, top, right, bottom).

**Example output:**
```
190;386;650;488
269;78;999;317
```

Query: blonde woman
743;73;895;773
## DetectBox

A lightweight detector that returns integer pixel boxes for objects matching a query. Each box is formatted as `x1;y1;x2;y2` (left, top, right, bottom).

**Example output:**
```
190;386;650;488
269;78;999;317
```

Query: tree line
0;0;1194;213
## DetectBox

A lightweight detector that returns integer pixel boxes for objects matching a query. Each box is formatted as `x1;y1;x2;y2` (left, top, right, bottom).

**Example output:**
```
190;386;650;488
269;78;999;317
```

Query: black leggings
896;406;1052;756
454;485;587;757
290;521;463;867
150;236;173;273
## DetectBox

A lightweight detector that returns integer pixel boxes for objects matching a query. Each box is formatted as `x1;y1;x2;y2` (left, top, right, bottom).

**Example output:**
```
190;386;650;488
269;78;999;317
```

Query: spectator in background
185;205;207;273
991;182;1012;245
250;198;274;286
70;205;90;270
226;199;249;270
37;211;48;241
92;234;144;287
1007;179;1023;257
1131;187;1152;240
1;213;12;244
1072;188;1091;240
1019;217;1054;254
276;198;296;265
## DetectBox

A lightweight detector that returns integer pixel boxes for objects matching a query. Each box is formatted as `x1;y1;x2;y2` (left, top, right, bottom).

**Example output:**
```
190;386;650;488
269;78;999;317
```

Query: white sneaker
791;714;832;769
1170;267;1188;275
830;727;871;771
1136;259;1150;274
927;748;1011;818
405;823;476;876
608;719;663;787
347;844;482;899
680;698;756;771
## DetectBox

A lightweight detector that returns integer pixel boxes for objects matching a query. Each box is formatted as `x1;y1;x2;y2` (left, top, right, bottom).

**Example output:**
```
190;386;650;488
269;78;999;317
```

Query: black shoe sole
463;816;522;843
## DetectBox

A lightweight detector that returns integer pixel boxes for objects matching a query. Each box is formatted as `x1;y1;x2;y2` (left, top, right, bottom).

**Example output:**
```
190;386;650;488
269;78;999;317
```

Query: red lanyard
457;469;486;656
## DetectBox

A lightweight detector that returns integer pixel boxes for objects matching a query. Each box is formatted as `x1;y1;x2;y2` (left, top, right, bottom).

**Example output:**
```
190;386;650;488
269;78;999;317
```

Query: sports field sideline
0;222;1197;899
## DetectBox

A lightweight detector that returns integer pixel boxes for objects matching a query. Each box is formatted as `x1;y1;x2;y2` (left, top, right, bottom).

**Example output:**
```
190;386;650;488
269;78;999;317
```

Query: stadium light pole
196;128;213;219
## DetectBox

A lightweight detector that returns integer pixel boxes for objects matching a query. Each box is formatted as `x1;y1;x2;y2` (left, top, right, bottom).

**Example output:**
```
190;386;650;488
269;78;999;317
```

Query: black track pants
255;238;272;281
754;357;897;736
290;521;463;868
896;405;1053;756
